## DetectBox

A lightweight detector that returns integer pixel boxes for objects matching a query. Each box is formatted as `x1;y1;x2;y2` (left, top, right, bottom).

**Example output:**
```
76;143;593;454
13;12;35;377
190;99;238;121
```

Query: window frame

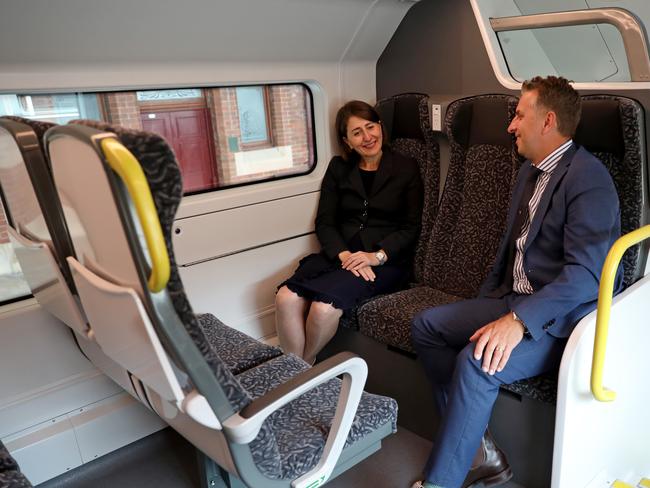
470;0;650;90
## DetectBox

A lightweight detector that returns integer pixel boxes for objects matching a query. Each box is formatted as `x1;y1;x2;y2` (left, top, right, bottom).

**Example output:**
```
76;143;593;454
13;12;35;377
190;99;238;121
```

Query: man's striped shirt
513;139;573;294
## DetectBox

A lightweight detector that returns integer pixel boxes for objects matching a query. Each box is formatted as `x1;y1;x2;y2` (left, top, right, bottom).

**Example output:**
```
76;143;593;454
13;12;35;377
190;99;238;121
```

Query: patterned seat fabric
360;286;462;352
0;441;32;488
236;354;398;479
501;95;647;404
71;120;397;481
376;93;440;283
359;95;521;349
197;313;282;375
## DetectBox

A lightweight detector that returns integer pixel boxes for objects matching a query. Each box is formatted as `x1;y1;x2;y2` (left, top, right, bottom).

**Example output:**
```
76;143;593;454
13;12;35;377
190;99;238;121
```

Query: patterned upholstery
71;120;397;481
236;354;398;479
0;441;32;488
376;93;440;282
575;95;646;286
359;95;521;349
359;286;462;352
197;313;282;375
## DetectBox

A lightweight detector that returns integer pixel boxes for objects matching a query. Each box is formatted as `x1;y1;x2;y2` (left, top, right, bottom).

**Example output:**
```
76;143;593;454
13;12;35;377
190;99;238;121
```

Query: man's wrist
512;311;532;338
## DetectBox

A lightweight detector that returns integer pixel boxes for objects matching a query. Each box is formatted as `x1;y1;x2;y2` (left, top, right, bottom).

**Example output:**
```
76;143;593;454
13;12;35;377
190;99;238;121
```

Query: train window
496;23;629;83
472;1;650;88
0;203;31;304
0;83;315;195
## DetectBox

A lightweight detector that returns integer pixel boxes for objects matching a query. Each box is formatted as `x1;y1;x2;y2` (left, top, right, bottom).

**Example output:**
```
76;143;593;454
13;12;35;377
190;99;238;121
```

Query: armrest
222;351;368;488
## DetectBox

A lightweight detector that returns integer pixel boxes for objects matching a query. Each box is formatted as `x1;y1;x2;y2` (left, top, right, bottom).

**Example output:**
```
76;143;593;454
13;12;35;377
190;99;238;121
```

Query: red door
141;108;217;193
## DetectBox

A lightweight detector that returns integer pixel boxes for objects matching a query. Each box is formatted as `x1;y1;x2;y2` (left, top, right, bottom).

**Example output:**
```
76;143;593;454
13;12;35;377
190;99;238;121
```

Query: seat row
342;91;646;404
0;117;398;487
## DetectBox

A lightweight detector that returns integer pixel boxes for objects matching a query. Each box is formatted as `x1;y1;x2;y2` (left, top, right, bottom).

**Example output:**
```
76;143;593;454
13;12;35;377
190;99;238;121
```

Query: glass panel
235;86;269;144
0;93;101;124
497;24;629;82
0;201;31;303
0;84;315;194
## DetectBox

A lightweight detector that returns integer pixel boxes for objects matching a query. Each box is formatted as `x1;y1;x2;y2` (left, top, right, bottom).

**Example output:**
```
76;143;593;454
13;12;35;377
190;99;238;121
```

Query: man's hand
470;312;525;375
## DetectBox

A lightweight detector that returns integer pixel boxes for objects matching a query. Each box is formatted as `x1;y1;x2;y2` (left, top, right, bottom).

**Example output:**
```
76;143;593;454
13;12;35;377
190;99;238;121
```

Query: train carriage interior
0;1;649;487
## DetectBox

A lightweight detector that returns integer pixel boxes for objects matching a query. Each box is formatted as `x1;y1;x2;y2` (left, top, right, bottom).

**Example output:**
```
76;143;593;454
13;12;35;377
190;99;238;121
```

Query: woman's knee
276;286;301;309
310;301;342;322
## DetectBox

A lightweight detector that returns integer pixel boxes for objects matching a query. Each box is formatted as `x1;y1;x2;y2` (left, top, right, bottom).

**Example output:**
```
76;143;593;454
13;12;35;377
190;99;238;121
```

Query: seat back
575;95;647;286
376;93;439;282
44;121;251;410
423;94;521;297
0;117;87;334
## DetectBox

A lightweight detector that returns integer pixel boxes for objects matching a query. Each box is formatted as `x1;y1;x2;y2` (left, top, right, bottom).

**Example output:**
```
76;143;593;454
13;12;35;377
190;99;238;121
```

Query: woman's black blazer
315;147;423;261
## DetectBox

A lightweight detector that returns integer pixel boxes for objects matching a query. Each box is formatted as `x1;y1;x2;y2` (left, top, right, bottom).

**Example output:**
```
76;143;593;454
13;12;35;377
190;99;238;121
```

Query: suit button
359;224;364;230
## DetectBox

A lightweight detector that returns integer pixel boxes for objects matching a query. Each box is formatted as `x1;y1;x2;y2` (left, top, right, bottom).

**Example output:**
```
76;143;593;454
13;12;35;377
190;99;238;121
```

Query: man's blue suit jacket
479;144;624;340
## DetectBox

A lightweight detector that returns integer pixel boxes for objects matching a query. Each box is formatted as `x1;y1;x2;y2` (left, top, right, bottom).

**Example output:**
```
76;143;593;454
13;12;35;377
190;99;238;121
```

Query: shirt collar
536;139;573;174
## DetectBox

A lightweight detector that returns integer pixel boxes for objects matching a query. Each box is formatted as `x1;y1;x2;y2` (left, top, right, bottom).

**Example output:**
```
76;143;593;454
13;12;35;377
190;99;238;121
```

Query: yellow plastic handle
591;224;650;402
100;138;170;293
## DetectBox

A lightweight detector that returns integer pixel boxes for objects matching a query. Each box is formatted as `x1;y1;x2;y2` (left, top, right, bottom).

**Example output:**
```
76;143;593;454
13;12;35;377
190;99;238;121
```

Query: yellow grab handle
100;138;170;293
591;224;650;402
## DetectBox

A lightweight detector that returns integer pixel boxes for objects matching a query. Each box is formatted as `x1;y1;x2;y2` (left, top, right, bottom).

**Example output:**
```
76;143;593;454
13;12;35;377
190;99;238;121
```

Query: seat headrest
574;98;625;157
376;93;428;141
447;95;516;149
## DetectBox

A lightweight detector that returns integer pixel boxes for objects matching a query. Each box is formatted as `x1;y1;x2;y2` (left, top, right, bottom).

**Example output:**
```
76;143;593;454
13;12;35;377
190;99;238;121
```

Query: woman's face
344;115;383;160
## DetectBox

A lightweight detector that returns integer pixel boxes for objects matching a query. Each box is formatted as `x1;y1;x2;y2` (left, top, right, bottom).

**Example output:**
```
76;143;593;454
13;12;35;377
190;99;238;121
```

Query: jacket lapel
524;144;576;252
349;163;367;197
369;148;393;196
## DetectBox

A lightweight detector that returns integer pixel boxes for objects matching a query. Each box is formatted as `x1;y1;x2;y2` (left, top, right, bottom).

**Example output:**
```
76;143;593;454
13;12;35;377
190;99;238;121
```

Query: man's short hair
522;76;581;137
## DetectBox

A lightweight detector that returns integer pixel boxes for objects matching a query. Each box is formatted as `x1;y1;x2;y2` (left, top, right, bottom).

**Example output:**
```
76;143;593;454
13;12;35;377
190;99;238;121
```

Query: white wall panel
174;192;319;266
180;235;319;340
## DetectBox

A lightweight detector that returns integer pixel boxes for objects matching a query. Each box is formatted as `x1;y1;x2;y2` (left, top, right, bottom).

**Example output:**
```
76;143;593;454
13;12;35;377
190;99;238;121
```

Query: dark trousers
411;295;566;488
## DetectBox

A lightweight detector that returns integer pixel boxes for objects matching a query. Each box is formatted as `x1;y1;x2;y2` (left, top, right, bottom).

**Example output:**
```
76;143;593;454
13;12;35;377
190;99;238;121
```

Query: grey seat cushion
236;354;398;480
0;441;32;488
500;372;558;404
358;286;463;352
196;313;282;375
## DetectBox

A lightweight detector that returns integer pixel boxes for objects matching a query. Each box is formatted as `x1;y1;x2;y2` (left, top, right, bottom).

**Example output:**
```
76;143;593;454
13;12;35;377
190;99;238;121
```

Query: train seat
0;440;32;488
0;117;88;335
44;122;398;487
67;119;283;375
501;94;647;403
357;94;521;352
375;92;440;284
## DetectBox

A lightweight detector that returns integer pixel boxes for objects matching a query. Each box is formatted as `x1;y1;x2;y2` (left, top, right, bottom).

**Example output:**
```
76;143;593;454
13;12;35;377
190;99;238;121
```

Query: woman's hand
340;251;379;281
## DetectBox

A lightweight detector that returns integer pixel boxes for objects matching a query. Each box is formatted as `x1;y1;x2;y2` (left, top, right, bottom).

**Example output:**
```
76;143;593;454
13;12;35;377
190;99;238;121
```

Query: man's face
508;89;545;162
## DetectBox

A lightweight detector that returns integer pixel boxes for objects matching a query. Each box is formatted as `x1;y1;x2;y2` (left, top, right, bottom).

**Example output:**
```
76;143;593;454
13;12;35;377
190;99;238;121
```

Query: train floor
39;426;526;488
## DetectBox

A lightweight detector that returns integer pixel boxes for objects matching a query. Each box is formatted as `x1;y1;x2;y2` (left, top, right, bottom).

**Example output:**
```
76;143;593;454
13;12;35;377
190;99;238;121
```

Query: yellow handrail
100;138;170;293
591;224;650;402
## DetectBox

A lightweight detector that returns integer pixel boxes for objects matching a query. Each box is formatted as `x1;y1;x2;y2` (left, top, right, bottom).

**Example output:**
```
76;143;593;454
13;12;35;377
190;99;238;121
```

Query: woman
275;100;423;364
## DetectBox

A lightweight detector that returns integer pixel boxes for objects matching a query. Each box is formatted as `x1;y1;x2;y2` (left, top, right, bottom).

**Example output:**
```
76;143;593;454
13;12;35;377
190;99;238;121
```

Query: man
410;76;623;488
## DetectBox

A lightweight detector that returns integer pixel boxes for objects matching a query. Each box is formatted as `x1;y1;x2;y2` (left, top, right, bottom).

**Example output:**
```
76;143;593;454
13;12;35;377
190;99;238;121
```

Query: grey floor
39;426;525;488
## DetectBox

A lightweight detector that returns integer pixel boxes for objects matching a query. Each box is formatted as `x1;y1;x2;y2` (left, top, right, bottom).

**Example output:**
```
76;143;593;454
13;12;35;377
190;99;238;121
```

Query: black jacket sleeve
377;159;423;260
315;158;348;260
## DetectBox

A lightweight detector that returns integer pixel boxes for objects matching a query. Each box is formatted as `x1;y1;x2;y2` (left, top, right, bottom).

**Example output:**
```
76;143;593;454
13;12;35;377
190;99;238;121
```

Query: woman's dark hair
335;100;388;161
